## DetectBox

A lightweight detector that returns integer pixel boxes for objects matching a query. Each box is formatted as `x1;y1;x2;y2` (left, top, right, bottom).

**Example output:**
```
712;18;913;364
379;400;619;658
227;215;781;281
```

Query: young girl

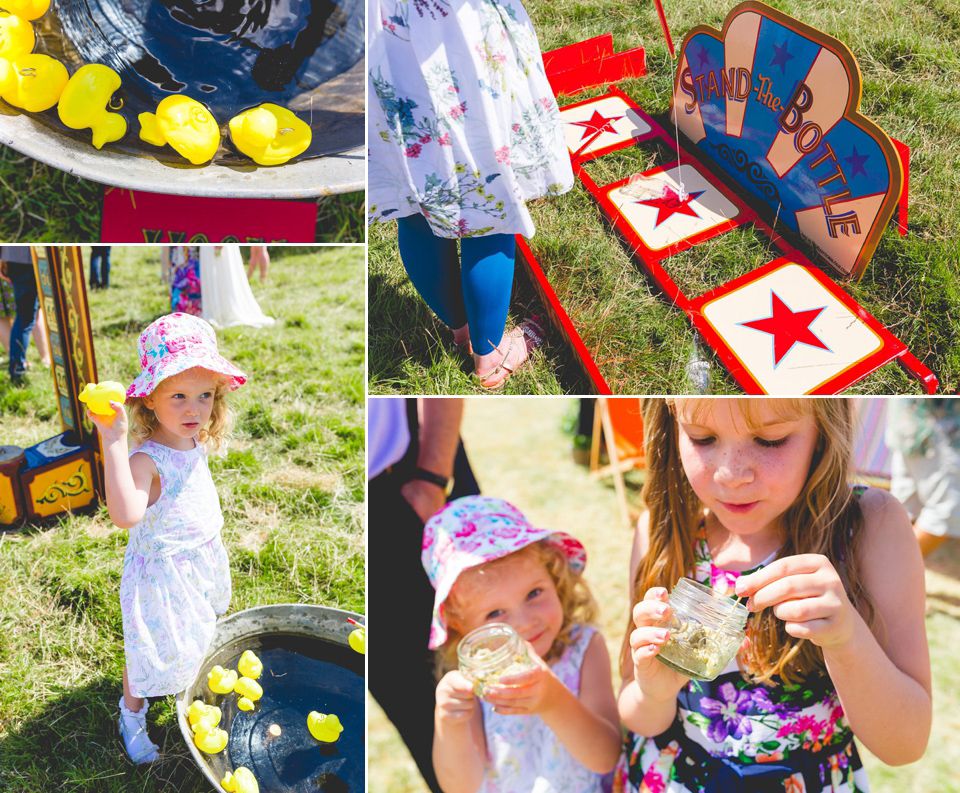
87;313;247;764
422;495;621;793
619;398;931;792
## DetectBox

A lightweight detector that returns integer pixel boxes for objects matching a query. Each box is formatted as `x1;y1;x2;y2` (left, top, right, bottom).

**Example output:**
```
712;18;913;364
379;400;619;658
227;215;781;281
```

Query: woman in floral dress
368;0;573;388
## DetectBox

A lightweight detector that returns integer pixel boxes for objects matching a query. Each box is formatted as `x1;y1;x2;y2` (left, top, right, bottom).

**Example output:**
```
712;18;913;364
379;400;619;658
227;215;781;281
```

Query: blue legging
397;214;516;356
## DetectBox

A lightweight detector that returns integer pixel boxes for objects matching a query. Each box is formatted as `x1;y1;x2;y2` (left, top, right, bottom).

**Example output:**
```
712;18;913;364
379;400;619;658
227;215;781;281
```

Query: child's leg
122;666;145;713
459;233;516;356
396;214;469;342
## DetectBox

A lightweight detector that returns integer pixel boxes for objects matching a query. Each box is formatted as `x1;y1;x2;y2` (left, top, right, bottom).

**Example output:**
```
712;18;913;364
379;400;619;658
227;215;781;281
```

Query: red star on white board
741;291;829;366
569;110;623;141
636;184;705;227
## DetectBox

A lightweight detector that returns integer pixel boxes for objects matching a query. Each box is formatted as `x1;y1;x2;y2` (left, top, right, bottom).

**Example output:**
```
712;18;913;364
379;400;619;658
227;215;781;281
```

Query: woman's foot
473;317;545;390
118;698;160;764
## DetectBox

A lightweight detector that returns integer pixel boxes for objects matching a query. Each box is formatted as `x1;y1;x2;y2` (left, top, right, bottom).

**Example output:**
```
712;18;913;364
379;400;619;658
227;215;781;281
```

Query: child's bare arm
736;488;932;765
89;404;155;528
433;671;486;793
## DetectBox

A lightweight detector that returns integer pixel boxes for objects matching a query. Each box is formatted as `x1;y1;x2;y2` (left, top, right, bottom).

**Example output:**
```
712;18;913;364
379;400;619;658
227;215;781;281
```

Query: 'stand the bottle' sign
672;1;902;279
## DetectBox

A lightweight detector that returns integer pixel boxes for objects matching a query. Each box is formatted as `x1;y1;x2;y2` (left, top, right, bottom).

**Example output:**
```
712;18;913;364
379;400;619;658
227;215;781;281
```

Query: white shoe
118;698;160;764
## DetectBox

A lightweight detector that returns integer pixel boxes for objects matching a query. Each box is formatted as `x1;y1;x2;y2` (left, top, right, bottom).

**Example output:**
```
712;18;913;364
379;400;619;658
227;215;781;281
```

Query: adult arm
736;488;932;765
400;398;464;523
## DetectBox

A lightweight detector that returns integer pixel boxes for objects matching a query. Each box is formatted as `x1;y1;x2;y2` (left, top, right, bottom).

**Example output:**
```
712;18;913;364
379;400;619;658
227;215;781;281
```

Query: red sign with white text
100;189;318;243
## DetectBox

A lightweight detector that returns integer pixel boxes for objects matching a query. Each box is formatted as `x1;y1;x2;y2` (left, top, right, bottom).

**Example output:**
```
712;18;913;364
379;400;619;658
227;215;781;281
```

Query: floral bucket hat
126;313;247;398
421;495;587;648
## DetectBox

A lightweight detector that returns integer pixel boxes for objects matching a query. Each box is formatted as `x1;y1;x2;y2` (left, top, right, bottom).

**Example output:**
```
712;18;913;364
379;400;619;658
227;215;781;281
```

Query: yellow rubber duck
221;767;259;793
1;53;68;112
78;380;126;416
307;712;343;743
0;13;35;61
237;650;262;679
139;95;220;165
234;676;263;702
58;64;127;149
348;627;365;654
2;0;50;20
207;665;238;694
194;723;229;754
227;103;311;166
187;700;222;731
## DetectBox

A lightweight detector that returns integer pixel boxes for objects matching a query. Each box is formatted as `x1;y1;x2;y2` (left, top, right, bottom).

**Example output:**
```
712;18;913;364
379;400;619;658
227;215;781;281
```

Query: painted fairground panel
671;1;903;279
518;1;937;395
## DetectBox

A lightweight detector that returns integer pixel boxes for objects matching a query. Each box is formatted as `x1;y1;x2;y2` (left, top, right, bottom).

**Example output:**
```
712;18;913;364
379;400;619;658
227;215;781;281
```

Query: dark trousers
90;246;111;288
8;263;38;378
368;470;445;793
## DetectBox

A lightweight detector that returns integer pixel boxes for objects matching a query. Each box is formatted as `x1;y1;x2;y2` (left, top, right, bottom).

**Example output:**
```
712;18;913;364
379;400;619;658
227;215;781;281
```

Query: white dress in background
199;246;276;329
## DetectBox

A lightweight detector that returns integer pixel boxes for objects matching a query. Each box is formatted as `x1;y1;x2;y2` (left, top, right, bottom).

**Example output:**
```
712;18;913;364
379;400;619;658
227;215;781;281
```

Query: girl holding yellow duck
86;313;246;764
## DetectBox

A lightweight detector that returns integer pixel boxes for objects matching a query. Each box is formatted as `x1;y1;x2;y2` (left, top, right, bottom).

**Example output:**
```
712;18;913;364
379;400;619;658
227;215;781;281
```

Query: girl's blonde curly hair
127;368;235;453
435;540;598;679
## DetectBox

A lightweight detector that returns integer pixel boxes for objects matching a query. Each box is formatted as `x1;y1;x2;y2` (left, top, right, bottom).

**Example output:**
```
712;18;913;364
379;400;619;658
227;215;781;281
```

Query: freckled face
449;549;564;660
676;400;819;541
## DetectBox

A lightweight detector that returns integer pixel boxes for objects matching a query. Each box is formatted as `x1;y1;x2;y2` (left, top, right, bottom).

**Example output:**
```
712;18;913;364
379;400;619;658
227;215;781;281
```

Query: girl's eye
756;436;789;448
201;392;213;399
485;609;503;620
526;587;543;600
689;436;714;446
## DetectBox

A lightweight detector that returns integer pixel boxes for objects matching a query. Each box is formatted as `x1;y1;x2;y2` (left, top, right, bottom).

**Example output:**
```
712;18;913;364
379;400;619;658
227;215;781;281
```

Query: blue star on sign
770;41;794;75
844;146;870;179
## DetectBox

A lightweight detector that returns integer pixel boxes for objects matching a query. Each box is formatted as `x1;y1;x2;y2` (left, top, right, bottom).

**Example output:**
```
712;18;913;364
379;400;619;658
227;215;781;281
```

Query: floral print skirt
367;0;574;238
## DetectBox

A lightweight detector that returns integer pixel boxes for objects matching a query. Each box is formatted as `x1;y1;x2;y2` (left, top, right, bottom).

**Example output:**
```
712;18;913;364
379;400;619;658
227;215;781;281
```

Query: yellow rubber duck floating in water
0;13;35;61
194;723;229;754
0;52;67;113
78;381;126;416
58;64;127;149
2;0;50;20
227;103;311;166
139;95;220;165
187;700;222;731
207;665;238;694
238;650;262;679
222;767;259;793
234;676;263;711
349;627;365;654
307;712;343;743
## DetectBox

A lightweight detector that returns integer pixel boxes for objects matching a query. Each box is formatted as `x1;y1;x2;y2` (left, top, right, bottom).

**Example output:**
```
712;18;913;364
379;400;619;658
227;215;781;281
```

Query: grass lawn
0;147;366;243
368;398;960;793
0;246;365;791
368;0;960;394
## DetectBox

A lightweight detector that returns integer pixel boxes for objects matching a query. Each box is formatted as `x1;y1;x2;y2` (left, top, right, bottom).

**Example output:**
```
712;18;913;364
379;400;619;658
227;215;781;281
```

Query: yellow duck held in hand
222;767;259;793
237;650;262;679
307;712;343;743
58;64;127;149
194;723;229;754
207;665;238;694
78;380;126;416
139;95;220;165
187;700;222;731
227;103;311;166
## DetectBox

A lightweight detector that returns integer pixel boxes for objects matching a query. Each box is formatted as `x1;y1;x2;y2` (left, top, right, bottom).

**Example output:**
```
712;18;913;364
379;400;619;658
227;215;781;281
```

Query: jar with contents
457;623;536;697
654;577;748;681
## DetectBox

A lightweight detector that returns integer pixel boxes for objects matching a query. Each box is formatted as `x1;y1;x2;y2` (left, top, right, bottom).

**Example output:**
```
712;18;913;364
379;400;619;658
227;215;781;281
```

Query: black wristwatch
410;466;453;496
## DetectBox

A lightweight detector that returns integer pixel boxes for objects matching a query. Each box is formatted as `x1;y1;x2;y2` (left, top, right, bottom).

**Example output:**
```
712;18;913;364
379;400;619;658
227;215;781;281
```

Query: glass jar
654;577;748;681
457;623;536;697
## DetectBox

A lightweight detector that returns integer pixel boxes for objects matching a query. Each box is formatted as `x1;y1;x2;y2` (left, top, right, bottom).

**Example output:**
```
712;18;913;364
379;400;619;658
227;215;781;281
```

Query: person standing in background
1;245;38;385
89;246;112;289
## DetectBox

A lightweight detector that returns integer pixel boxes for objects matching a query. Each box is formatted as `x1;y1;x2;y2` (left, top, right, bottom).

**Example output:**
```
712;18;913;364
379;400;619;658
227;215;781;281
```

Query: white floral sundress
120;439;231;698
367;0;574;238
479;624;605;793
619;521;869;793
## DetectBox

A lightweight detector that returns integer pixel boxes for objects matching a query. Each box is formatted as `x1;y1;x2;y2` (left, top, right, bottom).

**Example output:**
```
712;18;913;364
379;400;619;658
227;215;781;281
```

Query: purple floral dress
620;531;869;793
367;0;574;238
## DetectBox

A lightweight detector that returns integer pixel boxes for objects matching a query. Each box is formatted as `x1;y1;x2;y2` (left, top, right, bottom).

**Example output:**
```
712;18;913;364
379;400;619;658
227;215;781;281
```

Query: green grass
0;147;366;242
0;246;364;791
368;0;960;393
368;398;960;793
